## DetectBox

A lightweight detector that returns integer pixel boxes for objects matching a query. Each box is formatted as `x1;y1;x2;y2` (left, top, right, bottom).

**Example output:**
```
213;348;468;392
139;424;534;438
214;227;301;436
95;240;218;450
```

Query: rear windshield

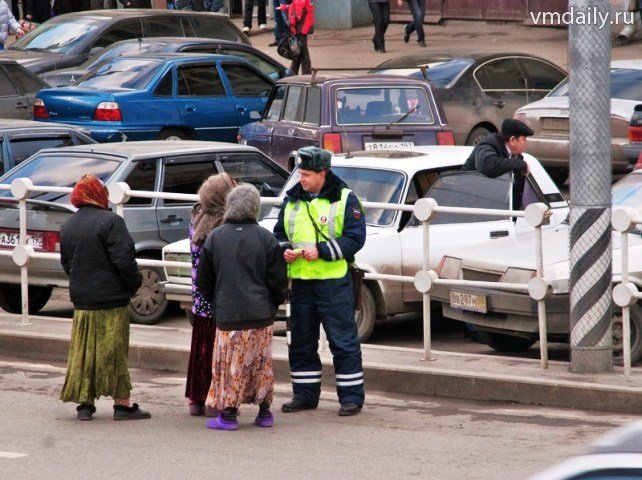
335;87;434;126
375;58;474;88
78;58;163;90
549;68;642;101
82;42;169;71
9;16;105;54
0;155;120;203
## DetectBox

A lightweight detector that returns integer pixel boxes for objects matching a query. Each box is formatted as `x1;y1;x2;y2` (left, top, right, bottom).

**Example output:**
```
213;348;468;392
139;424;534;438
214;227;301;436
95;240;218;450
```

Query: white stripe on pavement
0;452;28;458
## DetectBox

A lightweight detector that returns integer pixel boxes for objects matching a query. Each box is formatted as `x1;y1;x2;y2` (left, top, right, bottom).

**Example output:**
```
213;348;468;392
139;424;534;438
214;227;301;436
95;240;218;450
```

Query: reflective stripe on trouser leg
288;280;322;406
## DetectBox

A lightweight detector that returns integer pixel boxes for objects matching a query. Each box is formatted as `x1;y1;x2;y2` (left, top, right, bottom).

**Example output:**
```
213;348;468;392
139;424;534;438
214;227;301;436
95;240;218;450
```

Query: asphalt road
0;355;635;480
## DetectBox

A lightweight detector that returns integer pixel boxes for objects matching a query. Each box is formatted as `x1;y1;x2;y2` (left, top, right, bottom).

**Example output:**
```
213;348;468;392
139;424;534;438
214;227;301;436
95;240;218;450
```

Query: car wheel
158;128;188;141
0;284;53;314
129;265;168;325
612;304;642;366
547;168;569;187
477;331;536;352
355;285;376;342
466;127;492;146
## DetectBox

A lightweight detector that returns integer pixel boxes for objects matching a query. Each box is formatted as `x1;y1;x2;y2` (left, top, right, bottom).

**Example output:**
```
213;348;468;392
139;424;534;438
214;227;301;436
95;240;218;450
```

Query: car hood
517;96;638;121
2;50;67;73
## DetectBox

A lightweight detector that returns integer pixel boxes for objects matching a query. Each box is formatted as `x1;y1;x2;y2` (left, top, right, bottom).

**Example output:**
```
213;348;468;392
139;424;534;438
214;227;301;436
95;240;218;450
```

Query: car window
93;20;144;50
83;41;167;70
177;64;225;96
221;64;272;96
264;85;286;121
9;16;104;54
0;140;5;174
4;64;48;94
146;17;186;37
9;137;75;166
375;58;474;88
336;87;434;126
124;160;157;206
79;58;163;90
154;69;173;96
162;158;217;204
425;172;511;224
220;48;280;79
282;86;305;123
0;68;19;96
189;17;245;43
549;68;642;101
303;87;321;125
217;152;286;198
519;58;566;90
475;58;525;90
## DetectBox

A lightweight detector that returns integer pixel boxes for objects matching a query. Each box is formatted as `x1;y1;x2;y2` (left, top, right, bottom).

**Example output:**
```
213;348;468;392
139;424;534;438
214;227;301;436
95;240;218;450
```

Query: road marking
0;452;28;458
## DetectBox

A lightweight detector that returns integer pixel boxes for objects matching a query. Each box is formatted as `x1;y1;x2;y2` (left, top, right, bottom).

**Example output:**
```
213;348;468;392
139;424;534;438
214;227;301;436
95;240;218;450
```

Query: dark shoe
281;398;317;413
338;402;362;417
205;406;220;417
207;414;239;431
254;411;274;428
403;28;410;44
189;402;205;416
268;41;279;47
76;403;96;421
379;47;386;53
113;403;151;421
417;40;426;47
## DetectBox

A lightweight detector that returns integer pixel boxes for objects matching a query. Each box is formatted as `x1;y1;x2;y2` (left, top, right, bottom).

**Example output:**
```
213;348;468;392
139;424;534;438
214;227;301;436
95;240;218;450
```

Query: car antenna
138;36;142;53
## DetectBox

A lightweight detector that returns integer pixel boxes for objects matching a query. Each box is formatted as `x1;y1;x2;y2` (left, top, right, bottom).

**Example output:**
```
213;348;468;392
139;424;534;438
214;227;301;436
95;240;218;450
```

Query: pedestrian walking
185;173;236;417
203;0;222;12
242;0;267;33
0;0;24;51
270;0;288;47
53;0;90;14
23;0;51;24
368;0;390;53
399;0;426;47
279;0;314;75
197;184;288;431
59;174;151;421
461;118;534;208
274;146;366;417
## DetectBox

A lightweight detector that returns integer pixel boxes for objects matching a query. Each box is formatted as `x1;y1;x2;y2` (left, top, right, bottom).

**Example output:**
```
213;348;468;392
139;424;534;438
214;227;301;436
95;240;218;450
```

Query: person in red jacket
279;0;314;75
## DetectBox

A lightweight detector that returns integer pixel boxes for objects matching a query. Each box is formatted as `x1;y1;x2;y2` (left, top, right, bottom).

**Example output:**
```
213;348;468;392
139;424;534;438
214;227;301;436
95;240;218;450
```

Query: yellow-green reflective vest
283;188;351;280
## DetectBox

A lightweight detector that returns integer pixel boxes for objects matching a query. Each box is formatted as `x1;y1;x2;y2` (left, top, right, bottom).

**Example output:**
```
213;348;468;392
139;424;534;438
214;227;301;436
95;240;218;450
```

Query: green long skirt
60;306;132;404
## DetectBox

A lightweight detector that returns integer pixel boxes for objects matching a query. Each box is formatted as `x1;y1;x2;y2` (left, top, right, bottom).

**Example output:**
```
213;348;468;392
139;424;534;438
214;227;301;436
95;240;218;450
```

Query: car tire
129;263;168;325
158;128;189;141
0;284;52;314
466;127;492;146
547;168;569;187
477;331;536;352
356;285;376;342
612;304;642;366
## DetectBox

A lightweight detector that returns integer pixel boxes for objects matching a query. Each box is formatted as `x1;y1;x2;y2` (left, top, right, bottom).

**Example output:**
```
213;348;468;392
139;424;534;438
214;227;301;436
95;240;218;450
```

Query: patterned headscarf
70;174;109;210
191;173;236;246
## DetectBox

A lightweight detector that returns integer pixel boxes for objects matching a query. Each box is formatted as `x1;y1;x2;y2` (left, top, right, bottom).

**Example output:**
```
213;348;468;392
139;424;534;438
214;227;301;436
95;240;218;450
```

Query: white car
161;146;568;341
431;169;642;364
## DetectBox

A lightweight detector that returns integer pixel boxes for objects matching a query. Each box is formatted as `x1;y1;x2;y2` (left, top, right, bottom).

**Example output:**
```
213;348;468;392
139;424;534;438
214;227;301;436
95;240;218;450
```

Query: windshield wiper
24;47;51;53
384;105;418;129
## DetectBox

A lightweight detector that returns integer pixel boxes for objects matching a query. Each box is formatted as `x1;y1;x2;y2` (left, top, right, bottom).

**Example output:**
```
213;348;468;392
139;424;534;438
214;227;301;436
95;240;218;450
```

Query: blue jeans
203;0;222;11
274;0;288;42
0;44;4;51
404;0;426;42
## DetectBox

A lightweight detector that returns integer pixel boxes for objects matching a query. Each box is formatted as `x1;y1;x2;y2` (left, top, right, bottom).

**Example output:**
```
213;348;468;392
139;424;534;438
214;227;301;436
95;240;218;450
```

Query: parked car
374;51;567;146
34;53;275;143
238;74;455;170
160;146;568;341
0;10;250;75
514;60;642;186
430;168;642;364
624;103;642;169
41;37;291;88
0;120;96;176
0;59;49;120
528;421;642;479
0;141;288;324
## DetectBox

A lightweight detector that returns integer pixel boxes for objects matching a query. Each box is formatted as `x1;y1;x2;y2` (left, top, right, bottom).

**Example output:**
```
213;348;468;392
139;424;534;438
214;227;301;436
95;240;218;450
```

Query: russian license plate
449;290;487;313
541;117;569;131
0;231;43;250
364;141;415;151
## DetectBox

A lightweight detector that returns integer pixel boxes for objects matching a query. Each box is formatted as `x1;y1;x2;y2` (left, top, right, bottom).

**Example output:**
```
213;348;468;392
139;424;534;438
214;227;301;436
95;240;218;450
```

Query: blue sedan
34;54;274;143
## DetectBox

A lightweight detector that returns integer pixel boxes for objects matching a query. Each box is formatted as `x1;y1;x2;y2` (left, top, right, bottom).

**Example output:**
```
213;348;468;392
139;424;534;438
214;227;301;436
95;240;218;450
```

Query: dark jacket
461;132;527;178
197;220;288;331
273;169;366;264
23;0;51;24
60;206;142;310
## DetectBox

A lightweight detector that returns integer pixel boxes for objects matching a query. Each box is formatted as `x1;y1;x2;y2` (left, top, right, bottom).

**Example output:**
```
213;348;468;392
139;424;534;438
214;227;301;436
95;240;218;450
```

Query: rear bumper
89;127;159;143
0;253;69;288
527;136;630;172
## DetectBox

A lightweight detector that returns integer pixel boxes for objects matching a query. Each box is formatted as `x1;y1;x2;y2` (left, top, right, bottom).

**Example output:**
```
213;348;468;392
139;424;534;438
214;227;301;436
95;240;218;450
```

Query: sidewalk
2;312;641;414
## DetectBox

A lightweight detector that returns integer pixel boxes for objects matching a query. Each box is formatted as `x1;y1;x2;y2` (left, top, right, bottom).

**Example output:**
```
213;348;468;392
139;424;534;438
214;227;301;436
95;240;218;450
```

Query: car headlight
164;252;191;277
435;256;462;279
500;267;536;284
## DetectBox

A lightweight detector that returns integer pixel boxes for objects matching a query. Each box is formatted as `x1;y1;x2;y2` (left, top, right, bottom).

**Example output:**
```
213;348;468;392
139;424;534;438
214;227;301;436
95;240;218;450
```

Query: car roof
277;74;433;87
101;52;241;62
611;59;642;70
54;9;230;19
108;37;242;48
377;50;555;66
0;119;84;132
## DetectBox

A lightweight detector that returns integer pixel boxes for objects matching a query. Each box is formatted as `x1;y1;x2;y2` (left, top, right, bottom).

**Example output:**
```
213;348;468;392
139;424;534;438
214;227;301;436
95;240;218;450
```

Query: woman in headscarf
59;174;150;421
197;184;288;430
185;173;236;416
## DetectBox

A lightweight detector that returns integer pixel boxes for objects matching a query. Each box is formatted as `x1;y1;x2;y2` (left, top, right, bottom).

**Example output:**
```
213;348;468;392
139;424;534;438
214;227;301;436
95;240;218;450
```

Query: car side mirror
88;46;104;57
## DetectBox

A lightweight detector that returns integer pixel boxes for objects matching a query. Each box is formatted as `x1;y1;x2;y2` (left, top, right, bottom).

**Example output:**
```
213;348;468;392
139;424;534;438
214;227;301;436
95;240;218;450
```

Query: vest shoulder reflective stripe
284;188;351;280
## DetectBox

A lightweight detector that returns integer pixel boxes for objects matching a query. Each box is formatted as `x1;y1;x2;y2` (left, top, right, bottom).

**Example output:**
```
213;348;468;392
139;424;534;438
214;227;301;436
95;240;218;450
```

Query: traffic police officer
273;146;366;416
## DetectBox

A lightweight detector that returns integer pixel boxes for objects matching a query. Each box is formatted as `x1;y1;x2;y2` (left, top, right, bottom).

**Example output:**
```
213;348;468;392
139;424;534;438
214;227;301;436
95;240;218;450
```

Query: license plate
0;231;43;250
541;117;569;131
449;290;487;313
364;141;415;151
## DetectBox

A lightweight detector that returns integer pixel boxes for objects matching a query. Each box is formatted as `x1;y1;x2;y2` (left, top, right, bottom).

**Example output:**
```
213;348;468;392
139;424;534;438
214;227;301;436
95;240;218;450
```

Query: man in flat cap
462;118;534;209
273;146;367;417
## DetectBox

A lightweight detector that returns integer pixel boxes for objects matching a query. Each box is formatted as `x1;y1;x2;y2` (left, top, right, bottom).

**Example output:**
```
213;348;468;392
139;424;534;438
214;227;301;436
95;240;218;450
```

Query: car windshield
78;58;163;90
0;155;120;203
374;58;474;88
82;41;169;70
548;68;642;101
266;166;406;227
9;16;105;54
336;87;434;126
612;173;642;219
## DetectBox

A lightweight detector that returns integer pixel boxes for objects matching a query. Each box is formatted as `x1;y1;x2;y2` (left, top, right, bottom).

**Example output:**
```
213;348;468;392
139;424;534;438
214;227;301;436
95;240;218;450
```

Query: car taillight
322;133;342;153
628;126;642;142
41;232;60;252
94;102;122;122
33;98;48;119
436;131;456;145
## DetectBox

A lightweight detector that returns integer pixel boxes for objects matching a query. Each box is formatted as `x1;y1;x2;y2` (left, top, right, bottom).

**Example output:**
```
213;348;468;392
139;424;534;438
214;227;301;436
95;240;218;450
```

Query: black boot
281;397;317;413
76;403;96;421
338;402;362;417
113;403;151;421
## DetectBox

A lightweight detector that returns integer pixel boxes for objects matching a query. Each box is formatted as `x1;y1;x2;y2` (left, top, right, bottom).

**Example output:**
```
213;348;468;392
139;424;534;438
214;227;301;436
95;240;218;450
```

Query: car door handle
237;106;247;114
14;103;29;109
490;230;509;239
493;100;506;108
288;128;295;135
160;215;184;224
184;105;197;112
